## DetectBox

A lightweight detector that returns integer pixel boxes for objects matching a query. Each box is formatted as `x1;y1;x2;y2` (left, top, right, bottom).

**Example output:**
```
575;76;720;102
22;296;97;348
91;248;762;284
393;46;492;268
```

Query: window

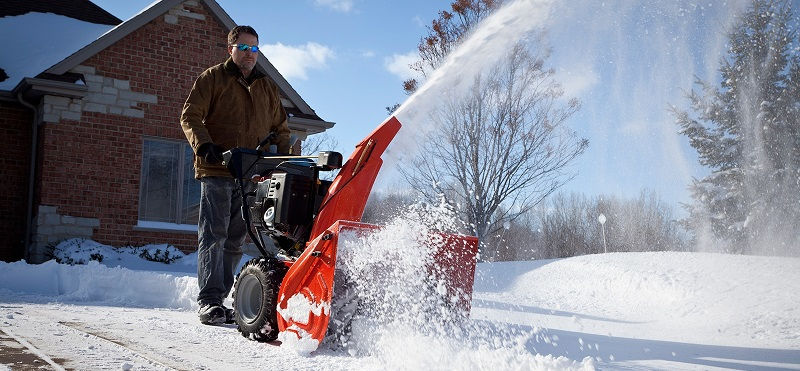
138;138;200;229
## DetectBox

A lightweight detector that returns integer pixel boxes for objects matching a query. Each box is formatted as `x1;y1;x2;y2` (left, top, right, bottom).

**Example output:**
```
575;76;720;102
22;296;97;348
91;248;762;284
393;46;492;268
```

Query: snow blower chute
222;116;479;349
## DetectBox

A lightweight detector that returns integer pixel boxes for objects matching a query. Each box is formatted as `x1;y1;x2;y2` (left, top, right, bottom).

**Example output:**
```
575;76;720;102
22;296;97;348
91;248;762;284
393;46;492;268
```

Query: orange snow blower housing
222;116;478;350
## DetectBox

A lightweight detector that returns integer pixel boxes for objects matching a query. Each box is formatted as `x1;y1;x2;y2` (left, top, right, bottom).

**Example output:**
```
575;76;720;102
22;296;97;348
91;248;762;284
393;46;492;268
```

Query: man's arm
273;117;291;154
180;72;214;153
266;83;291;153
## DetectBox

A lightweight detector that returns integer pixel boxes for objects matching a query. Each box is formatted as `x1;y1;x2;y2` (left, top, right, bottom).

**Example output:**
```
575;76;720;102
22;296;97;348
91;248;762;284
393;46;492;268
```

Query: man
180;25;291;325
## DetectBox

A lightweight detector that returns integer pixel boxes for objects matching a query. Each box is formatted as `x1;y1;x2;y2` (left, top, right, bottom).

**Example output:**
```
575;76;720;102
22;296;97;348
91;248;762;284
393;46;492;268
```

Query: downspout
16;92;38;262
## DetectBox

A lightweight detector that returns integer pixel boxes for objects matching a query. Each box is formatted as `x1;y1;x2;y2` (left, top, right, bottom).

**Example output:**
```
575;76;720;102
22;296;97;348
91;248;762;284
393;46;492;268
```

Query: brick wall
34;1;231;256
0;100;33;261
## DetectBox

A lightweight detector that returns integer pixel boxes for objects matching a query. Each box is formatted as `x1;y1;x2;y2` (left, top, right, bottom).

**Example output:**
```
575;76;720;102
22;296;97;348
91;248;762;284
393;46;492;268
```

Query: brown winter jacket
180;57;290;179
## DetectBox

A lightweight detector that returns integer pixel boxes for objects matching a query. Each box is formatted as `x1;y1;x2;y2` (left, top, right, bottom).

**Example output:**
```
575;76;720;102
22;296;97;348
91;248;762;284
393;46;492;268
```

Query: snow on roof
0;11;115;90
0;0;121;25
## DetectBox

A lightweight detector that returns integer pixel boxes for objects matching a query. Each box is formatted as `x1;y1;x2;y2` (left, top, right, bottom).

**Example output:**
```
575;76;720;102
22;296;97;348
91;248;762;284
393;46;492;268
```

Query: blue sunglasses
231;43;259;53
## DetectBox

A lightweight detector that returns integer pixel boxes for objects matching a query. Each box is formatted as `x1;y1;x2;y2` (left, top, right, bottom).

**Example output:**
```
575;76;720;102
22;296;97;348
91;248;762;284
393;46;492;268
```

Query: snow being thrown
318;200;595;369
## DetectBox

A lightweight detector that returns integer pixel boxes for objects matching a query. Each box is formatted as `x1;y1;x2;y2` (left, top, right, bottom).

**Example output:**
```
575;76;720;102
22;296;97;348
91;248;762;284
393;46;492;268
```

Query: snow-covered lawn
1;240;798;370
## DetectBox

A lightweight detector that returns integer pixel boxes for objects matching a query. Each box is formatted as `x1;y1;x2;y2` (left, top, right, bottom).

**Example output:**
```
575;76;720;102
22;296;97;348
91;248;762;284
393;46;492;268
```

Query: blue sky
90;0;797;213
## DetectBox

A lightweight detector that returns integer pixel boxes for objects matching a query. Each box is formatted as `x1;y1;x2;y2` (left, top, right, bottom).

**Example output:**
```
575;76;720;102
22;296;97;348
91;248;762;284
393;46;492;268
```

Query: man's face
228;32;259;74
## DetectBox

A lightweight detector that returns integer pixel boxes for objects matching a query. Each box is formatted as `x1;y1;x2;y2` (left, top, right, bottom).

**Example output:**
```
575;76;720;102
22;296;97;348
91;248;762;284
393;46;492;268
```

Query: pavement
0;328;69;370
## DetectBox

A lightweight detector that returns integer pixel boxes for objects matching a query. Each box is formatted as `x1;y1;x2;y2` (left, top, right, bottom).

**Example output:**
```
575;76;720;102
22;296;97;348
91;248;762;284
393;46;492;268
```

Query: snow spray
385;0;753;254
390;0;556;164
327;200;594;369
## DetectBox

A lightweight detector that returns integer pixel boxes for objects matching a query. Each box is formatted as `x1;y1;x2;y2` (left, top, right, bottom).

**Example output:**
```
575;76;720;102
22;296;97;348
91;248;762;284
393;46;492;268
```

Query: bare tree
361;191;417;224
399;43;587;252
536;192;593;258
301;132;340;156
404;0;502;95
483;207;539;261
534;190;689;259
302;132;341;180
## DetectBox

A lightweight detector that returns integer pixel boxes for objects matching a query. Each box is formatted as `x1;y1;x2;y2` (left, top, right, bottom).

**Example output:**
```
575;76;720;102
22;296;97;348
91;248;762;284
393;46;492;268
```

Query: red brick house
0;0;334;262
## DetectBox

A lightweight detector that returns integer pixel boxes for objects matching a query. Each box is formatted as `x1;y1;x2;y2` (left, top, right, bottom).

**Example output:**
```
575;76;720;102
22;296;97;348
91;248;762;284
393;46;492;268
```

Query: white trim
288;116;335;135
134;220;197;233
12;78;88;100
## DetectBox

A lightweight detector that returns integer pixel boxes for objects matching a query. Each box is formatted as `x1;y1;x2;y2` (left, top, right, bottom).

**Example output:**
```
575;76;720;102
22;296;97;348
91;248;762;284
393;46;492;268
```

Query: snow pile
276;327;320;356
277;292;330;325
0;239;199;310
473;252;800;349
0;259;197;310
276;292;331;355
53;238;189;267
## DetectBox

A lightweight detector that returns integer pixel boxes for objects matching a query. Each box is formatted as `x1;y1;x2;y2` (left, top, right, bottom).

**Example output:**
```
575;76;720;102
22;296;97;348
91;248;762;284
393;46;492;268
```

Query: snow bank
474;251;800;346
0;258;198;310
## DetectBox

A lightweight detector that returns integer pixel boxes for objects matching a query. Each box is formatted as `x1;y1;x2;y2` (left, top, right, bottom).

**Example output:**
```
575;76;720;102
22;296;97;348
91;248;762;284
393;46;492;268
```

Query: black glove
197;142;225;165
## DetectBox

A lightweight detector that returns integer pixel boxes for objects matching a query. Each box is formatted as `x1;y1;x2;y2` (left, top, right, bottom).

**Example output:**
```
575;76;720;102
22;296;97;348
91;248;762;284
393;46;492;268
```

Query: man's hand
197;142;225;164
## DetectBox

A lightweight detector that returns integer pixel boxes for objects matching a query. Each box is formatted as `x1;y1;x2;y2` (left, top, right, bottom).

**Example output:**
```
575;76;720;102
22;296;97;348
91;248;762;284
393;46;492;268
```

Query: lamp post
598;213;607;253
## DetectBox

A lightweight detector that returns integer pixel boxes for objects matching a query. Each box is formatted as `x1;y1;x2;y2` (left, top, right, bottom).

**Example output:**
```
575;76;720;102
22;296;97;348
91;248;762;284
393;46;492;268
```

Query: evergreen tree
673;0;800;255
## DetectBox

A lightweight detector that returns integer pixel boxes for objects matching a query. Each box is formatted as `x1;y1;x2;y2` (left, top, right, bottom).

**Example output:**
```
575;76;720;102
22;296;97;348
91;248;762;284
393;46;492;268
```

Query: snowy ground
1;240;799;370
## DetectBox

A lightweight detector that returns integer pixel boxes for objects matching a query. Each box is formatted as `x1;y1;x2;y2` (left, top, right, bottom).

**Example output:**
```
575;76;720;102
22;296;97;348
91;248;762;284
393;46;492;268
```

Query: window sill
134;221;198;234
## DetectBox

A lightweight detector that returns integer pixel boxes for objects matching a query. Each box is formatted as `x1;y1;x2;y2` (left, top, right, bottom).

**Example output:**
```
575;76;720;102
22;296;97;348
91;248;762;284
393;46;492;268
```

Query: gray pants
197;176;248;307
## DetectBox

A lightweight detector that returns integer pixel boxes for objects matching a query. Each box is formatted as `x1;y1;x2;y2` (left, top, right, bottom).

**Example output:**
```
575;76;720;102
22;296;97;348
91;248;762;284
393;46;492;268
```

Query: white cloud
384;51;419;81
260;42;334;80
314;0;355;13
361;50;376;58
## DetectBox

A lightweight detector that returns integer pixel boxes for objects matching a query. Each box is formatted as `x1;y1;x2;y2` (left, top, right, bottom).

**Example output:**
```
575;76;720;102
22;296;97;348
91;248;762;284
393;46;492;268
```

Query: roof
0;0;121;25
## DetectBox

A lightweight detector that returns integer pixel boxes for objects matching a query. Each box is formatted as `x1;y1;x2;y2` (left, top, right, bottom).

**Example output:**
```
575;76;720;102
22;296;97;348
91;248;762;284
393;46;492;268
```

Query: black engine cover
268;172;313;226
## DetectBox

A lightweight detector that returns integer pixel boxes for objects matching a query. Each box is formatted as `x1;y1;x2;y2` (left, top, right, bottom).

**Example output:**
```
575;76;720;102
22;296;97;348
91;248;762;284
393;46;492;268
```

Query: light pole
598;213;607;253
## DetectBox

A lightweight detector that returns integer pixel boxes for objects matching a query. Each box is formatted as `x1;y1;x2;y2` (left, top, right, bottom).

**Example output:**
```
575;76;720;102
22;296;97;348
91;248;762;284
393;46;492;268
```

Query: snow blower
222;116;479;350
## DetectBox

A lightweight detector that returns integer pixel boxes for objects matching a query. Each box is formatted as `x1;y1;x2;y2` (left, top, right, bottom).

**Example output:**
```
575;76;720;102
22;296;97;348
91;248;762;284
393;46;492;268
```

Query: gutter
287;115;336;135
15;92;37;262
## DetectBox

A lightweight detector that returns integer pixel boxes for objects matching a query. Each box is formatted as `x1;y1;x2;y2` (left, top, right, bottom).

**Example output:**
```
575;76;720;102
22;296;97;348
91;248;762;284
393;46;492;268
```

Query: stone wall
28;205;99;263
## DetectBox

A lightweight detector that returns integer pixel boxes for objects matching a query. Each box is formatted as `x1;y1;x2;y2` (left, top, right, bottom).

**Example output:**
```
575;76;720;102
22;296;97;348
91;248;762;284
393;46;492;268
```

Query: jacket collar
223;57;265;84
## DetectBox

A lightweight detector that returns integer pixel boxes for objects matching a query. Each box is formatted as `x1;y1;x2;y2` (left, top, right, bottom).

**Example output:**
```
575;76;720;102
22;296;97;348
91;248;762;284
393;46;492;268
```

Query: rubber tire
324;268;361;348
232;257;287;342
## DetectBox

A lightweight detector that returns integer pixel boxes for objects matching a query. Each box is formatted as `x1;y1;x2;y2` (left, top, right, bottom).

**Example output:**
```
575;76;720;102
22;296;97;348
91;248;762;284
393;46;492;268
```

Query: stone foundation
28;205;99;263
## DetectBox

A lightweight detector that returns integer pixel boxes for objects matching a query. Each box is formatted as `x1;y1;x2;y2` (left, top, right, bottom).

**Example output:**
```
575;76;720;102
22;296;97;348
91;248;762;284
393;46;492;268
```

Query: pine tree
673;0;800;255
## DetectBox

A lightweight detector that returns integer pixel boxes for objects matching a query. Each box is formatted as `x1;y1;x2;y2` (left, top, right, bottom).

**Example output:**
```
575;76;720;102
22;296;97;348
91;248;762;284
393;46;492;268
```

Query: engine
223;148;342;256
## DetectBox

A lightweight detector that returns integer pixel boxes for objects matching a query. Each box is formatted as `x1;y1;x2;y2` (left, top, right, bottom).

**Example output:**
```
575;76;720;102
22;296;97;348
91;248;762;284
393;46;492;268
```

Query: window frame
135;137;199;232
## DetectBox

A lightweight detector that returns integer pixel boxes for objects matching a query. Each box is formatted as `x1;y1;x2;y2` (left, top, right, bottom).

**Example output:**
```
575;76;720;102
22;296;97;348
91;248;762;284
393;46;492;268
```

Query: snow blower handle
255;132;278;152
